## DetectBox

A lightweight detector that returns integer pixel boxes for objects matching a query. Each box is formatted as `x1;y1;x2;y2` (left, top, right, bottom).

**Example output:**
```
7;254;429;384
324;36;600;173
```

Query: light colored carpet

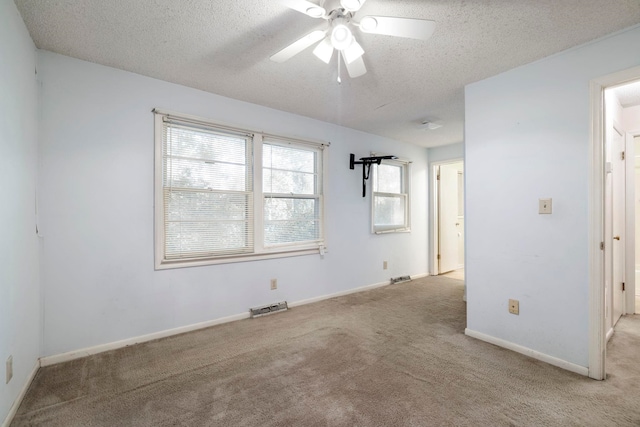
442;268;465;281
12;276;640;426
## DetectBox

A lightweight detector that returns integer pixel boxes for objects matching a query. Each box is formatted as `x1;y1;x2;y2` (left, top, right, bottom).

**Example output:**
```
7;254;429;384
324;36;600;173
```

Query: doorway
604;80;640;328
603;91;628;339
432;160;465;279
590;69;640;380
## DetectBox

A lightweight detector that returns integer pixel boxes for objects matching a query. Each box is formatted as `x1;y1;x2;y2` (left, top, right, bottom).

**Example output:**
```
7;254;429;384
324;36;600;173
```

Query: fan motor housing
321;0;343;11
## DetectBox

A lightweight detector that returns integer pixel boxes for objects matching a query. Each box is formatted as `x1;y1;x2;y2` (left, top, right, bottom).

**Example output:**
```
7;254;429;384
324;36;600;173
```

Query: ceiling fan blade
313;36;334;64
281;0;326;18
358;16;436;41
270;30;326;63
343;39;364;64
342;51;366;78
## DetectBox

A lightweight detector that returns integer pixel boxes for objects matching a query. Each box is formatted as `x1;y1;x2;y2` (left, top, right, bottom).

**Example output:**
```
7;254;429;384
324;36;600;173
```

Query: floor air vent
250;301;288;318
390;275;411;284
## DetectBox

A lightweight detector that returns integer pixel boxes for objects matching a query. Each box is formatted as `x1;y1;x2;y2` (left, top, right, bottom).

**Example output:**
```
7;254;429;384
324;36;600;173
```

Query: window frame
154;110;328;269
261;137;324;250
370;155;411;234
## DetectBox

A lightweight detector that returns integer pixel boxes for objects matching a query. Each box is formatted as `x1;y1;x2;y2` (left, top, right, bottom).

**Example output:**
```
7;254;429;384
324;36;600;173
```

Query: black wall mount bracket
349;153;398;197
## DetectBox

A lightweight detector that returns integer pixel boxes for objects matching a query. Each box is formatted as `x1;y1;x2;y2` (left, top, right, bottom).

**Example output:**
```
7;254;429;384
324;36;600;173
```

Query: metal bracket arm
349;153;398;197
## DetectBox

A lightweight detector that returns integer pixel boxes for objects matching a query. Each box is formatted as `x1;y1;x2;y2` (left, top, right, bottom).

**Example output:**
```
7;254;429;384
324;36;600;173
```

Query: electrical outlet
509;299;519;315
270;279;277;290
6;355;13;384
383;261;388;270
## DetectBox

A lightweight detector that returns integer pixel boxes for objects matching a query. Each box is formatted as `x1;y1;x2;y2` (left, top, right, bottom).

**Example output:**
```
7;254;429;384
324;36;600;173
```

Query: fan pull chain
337;52;342;84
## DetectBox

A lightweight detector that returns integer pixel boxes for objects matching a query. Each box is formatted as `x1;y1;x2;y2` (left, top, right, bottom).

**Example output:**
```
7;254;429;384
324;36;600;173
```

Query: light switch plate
539;198;552;214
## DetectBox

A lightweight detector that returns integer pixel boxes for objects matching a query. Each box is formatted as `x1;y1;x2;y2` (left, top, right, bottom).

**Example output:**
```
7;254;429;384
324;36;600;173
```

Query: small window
154;110;327;268
371;157;410;233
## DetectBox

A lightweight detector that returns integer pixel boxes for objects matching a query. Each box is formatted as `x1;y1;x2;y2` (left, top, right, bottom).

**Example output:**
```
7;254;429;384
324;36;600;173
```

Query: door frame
589;65;640;380
628;131;640;313
430;158;464;276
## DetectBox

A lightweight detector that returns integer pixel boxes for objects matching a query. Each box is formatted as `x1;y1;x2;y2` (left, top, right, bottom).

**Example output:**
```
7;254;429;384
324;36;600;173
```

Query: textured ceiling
13;0;640;148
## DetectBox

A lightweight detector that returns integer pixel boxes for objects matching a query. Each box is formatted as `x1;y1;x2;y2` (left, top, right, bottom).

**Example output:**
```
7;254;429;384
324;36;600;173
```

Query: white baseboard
289;280;391;308
606;327;614;342
40;312;250;367
465;328;589;377
1;360;40;427
289;273;428;308
40;272;429;367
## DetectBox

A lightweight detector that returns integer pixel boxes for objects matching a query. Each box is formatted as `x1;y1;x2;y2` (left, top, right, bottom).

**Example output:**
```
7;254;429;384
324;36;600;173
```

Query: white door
612;127;625;326
438;163;463;273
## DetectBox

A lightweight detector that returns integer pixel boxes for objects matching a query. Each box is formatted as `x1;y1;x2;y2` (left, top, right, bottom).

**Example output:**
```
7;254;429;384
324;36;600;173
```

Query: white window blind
372;159;410;233
162;118;253;259
263;139;323;247
154;110;328;269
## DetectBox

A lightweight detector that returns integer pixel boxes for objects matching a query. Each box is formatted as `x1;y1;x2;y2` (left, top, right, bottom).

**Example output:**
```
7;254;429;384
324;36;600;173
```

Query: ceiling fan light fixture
340;0;366;12
331;23;353;50
313;37;334;63
359;16;377;31
343;39;364;64
305;6;325;18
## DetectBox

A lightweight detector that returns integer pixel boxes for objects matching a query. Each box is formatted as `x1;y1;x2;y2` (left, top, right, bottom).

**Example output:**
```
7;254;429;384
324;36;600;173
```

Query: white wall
465;25;640;368
0;0;41;423
624;104;640;131
37;51;429;357
427;142;464;164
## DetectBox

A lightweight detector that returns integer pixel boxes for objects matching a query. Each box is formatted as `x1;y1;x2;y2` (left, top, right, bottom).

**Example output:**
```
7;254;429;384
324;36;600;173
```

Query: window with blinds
372;159;411;233
263;140;322;247
154;110;327;268
162;119;253;259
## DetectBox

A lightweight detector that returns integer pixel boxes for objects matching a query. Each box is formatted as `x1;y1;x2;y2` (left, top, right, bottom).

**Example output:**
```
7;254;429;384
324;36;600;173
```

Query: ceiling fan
270;0;436;80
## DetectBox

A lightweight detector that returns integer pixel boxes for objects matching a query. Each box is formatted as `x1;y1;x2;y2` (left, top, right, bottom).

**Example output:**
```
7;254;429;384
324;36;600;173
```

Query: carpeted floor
11;276;640;426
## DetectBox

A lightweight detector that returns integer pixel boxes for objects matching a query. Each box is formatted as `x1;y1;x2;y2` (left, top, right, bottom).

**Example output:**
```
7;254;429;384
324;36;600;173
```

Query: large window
154;111;326;268
371;157;410;233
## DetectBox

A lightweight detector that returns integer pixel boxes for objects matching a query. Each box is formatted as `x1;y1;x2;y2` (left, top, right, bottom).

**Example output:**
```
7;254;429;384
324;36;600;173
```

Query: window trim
154;109;328;269
370;155;411;234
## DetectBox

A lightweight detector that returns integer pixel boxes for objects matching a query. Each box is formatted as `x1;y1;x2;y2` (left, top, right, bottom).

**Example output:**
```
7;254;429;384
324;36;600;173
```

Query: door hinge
600;242;604;250
621;151;625;161
622;282;625;291
437;254;441;259
436;174;440;180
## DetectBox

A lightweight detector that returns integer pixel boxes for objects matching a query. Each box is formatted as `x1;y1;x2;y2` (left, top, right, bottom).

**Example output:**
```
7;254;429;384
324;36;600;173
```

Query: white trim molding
40;312;250;367
465;328;589;377
40;273;429;367
1;360;40;427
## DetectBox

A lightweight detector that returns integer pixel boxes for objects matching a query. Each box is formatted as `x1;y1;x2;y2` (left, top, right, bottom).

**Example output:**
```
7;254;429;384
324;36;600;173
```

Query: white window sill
155;246;327;270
